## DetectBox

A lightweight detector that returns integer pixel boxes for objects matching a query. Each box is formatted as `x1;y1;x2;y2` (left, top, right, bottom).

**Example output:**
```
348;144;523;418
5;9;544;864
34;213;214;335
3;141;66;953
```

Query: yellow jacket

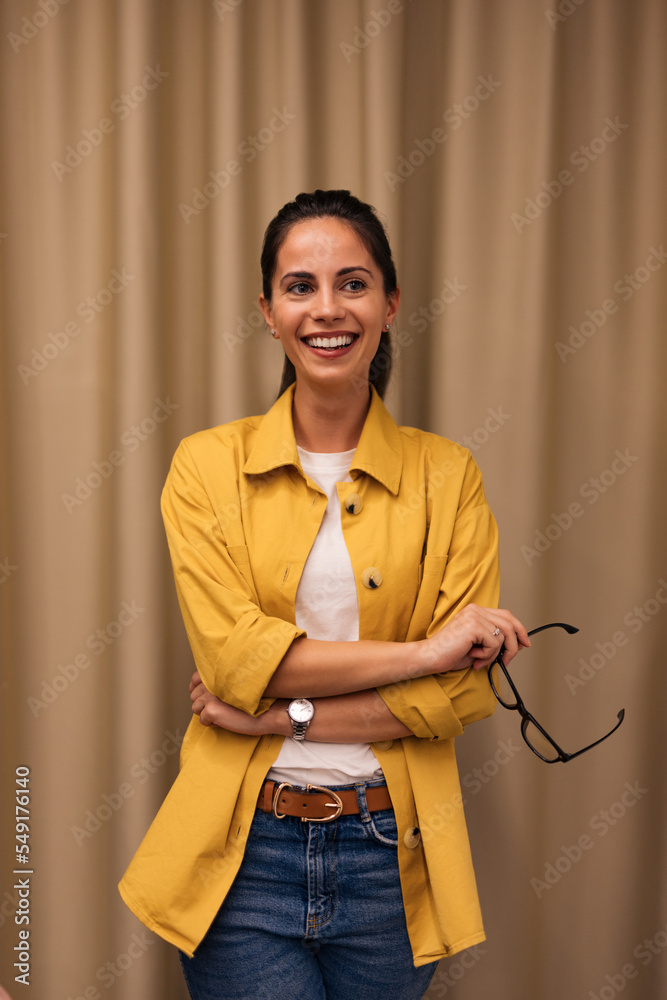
118;383;499;966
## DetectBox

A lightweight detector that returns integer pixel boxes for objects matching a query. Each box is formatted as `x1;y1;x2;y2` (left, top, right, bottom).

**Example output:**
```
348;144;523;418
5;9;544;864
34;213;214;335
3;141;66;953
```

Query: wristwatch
286;699;314;740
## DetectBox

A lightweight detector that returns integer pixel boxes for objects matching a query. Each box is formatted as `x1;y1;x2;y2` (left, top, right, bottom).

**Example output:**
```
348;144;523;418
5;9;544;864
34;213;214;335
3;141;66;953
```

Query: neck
291;379;372;452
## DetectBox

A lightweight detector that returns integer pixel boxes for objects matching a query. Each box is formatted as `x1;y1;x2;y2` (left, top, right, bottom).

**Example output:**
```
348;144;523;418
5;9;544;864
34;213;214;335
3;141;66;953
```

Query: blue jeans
179;779;438;1000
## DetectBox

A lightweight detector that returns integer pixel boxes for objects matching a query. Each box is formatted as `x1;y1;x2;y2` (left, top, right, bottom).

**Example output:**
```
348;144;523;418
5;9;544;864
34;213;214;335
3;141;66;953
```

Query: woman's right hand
416;604;530;676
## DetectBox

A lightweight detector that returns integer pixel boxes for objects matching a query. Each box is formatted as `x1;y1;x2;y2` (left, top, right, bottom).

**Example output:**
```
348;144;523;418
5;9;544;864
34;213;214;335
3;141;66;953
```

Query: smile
302;334;358;351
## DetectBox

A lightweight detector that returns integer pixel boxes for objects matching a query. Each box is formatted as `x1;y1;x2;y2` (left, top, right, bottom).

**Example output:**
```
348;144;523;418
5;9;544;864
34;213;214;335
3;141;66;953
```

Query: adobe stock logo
7;0;70;54
61;397;178;514
179;107;296;223
520;448;639;566
555;245;667;363
385;76;501;191
51;67;169;181
27;600;145;717
587;920;667;1000
339;0;406;63
511;117;629;233
565;579;667;694
530;780;648;899
17;268;136;385
545;0;589;30
0;557;18;585
213;0;244;19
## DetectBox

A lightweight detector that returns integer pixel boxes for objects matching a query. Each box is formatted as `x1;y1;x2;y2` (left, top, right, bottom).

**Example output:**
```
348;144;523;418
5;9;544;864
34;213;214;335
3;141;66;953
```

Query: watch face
289;699;314;723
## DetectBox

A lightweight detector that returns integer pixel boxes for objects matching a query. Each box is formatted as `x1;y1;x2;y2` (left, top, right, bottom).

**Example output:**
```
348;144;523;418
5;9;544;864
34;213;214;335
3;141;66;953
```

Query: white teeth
305;335;354;348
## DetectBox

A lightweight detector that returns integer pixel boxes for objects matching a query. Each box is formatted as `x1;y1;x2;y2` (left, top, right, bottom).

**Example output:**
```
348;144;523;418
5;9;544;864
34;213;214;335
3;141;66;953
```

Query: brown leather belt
257;779;393;823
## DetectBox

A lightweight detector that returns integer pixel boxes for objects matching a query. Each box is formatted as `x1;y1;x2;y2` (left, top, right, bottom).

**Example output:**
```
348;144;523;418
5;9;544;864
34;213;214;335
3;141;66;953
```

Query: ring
492;627;501;636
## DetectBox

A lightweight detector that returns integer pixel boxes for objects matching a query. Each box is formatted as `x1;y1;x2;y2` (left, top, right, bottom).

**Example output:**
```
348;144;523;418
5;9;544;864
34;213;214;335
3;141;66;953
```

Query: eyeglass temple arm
560;709;626;762
527;622;579;638
494;623;579;667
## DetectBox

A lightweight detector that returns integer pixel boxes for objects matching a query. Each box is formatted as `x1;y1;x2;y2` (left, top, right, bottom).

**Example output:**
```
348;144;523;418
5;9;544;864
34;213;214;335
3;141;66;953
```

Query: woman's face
260;217;399;394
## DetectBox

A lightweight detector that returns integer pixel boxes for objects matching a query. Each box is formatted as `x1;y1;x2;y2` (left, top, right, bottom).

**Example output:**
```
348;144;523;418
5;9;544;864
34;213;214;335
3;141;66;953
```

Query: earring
384;324;390;331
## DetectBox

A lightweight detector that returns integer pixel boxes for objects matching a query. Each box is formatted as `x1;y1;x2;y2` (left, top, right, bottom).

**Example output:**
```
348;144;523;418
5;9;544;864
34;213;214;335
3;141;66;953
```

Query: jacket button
344;492;363;514
362;567;383;589
373;740;393;751
403;827;421;849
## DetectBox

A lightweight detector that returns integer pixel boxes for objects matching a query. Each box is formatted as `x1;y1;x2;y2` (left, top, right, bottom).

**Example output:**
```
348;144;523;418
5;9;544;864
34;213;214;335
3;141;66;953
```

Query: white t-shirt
266;446;383;787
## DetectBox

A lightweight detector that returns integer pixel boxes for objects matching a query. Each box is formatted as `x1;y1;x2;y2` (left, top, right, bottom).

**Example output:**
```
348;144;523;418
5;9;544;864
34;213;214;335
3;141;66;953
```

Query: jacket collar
243;383;402;495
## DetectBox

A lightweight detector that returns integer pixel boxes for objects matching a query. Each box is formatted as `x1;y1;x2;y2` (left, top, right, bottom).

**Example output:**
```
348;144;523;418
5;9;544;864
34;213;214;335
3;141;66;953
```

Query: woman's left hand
189;671;267;735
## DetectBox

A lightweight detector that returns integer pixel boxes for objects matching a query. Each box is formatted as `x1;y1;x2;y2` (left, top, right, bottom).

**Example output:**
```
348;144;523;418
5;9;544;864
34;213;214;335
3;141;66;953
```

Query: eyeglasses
488;623;625;763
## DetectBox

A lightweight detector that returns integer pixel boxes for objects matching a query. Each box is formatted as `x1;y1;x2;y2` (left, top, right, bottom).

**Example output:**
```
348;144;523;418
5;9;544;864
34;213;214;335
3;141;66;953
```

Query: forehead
277;217;372;271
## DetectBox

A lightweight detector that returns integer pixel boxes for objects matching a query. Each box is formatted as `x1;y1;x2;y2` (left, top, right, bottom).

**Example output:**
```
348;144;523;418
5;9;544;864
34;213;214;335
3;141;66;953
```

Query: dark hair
260;190;398;399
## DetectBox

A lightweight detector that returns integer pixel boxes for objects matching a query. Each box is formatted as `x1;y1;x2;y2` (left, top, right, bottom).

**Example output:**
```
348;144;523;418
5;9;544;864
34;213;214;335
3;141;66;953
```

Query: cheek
275;301;306;332
362;321;383;358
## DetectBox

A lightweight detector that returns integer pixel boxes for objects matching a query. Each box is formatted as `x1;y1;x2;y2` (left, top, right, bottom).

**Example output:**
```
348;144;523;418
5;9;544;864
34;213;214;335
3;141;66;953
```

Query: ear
384;287;401;328
259;293;276;332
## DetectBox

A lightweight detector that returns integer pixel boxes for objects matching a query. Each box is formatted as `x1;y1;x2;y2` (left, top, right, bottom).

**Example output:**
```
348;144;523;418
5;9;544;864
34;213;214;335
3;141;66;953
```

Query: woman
119;190;529;1000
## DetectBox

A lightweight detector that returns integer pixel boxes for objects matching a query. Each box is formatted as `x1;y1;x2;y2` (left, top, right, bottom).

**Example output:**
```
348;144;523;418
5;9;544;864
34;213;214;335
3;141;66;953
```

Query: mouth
301;333;359;355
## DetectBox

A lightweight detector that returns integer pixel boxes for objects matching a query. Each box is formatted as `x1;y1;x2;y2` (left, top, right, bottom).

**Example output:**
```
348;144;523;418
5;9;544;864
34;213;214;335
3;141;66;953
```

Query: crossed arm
189;604;530;742
167;437;529;743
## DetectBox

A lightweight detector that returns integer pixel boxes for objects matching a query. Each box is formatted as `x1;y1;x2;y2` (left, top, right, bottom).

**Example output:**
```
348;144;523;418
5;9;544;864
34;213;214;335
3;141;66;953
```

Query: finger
192;687;217;712
492;610;531;650
190;682;207;704
503;612;531;663
498;622;519;660
192;685;215;710
469;613;510;669
198;705;213;726
485;610;531;664
514;619;531;648
200;703;223;728
189;671;201;693
469;643;500;670
472;608;506;644
191;693;205;715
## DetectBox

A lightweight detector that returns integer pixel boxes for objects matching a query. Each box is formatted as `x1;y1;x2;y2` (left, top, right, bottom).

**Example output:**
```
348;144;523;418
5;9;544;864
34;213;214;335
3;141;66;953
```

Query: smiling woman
258;211;399;451
118;190;529;1000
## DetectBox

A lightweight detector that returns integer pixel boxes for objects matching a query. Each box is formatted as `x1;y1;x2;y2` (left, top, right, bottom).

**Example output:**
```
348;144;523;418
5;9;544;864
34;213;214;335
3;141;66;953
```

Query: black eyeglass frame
488;622;625;763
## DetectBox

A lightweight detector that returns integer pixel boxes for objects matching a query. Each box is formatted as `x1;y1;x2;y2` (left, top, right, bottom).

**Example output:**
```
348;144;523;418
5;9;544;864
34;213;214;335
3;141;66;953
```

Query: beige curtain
1;1;666;997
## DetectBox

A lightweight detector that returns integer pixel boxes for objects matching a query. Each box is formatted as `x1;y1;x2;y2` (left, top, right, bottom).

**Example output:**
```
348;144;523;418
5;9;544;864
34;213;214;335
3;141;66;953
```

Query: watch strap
290;718;310;740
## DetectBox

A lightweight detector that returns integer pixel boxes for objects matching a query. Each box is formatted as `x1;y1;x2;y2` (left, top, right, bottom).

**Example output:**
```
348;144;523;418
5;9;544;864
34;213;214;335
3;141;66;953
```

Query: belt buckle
304;783;343;823
270;781;344;823
271;781;293;819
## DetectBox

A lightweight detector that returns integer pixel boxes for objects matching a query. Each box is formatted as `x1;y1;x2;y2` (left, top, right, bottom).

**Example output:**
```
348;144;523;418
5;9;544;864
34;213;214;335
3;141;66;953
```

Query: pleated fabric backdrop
1;1;666;997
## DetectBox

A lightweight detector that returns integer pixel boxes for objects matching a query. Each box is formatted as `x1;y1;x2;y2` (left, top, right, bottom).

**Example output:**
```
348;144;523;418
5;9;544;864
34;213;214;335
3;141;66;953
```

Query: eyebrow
279;266;374;286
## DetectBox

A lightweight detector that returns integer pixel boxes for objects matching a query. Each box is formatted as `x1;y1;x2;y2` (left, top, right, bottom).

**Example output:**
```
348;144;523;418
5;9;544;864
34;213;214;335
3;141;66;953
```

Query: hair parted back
260;189;398;399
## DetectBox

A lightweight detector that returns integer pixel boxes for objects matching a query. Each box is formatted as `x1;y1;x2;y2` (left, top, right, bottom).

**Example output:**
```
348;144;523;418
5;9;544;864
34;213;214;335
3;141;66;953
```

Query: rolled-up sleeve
161;440;305;716
377;453;499;740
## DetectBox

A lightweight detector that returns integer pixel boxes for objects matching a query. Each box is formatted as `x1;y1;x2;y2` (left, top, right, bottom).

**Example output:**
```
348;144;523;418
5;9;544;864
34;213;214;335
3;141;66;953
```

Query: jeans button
403;827;421;849
362;566;383;589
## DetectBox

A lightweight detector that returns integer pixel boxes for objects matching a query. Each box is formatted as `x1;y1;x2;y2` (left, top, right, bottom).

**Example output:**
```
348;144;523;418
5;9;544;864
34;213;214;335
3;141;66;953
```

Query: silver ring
492;627;501;636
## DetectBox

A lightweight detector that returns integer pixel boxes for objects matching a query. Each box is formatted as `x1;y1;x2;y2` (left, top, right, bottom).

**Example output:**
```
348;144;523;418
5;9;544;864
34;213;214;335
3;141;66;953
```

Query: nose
310;285;345;323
